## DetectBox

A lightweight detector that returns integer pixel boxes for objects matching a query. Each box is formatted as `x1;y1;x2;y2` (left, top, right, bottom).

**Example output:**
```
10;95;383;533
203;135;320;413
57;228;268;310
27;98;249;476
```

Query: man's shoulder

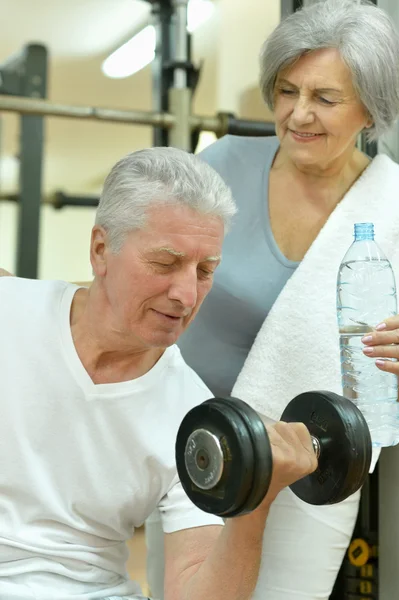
0;276;69;293
0;277;73;312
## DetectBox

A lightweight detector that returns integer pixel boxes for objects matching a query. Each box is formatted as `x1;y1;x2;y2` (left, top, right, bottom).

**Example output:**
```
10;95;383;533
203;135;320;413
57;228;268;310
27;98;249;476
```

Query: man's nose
168;268;198;310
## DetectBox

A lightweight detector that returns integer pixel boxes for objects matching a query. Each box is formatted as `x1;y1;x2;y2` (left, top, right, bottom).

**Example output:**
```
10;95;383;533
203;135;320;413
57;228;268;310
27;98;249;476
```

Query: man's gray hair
260;0;399;141
95;146;236;252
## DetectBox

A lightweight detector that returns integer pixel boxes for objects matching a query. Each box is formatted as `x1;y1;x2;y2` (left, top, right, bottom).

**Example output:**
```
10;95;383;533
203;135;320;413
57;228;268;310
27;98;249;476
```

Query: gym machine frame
0;0;275;279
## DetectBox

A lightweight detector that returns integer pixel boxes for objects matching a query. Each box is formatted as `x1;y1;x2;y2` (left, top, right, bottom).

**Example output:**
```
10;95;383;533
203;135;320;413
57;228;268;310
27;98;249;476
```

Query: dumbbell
175;391;372;517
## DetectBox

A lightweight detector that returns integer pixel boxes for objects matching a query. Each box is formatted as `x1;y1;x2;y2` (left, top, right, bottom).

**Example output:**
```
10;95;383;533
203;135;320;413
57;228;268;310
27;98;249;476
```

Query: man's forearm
182;504;271;600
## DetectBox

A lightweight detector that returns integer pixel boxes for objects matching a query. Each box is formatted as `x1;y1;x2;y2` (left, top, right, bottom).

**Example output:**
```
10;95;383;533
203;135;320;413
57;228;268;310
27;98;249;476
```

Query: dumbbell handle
260;412;321;459
311;436;321;459
185;415;320;491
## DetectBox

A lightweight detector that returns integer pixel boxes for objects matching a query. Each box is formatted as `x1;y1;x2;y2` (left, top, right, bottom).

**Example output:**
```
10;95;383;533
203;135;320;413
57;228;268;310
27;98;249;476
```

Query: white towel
233;154;399;442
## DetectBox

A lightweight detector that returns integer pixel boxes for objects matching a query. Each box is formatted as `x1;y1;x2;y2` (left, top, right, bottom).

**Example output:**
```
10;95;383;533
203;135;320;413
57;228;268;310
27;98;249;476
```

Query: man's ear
90;226;108;277
0;269;13;277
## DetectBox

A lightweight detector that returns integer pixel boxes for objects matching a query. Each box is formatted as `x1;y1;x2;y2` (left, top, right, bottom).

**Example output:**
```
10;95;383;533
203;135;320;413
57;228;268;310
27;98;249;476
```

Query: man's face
92;204;224;349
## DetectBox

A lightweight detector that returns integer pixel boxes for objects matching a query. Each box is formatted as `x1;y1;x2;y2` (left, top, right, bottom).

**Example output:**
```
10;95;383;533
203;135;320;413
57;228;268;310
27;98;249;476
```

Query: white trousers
145;487;360;600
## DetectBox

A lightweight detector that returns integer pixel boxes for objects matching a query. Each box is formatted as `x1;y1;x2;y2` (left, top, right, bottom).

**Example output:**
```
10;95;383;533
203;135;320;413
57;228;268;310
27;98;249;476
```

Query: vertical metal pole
17;116;45;278
16;44;47;279
151;1;174;147
173;0;188;89
168;0;191;150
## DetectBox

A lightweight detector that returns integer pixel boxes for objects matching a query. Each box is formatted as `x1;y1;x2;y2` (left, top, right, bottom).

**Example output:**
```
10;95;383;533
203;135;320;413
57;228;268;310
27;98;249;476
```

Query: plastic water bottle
337;222;399;447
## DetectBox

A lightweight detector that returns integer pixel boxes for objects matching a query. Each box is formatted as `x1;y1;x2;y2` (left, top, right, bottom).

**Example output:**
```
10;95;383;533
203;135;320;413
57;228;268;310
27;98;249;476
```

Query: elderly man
0;147;316;600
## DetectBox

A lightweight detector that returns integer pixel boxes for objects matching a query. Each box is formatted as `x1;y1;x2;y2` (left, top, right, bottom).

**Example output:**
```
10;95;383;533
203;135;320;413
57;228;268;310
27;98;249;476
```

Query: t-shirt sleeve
157;479;224;534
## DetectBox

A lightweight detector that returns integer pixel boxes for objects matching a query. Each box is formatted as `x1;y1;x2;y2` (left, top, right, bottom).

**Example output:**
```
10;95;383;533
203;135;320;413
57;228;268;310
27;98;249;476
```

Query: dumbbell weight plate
220;397;273;515
176;398;256;517
281;391;372;505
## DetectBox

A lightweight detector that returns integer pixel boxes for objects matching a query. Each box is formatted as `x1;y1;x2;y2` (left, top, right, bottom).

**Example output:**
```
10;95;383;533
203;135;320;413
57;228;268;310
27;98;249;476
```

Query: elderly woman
145;0;399;598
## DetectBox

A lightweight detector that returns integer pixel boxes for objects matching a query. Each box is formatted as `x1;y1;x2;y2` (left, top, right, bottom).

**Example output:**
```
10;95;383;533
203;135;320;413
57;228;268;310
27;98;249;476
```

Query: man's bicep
146;480;223;599
164;524;222;600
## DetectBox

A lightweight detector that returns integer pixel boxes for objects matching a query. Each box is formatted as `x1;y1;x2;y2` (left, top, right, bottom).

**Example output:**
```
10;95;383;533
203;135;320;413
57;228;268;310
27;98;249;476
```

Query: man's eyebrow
204;256;222;262
150;247;221;261
150;247;186;257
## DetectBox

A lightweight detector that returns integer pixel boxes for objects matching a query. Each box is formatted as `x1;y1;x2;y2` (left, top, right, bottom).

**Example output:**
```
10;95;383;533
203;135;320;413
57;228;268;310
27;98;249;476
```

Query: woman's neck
272;146;371;209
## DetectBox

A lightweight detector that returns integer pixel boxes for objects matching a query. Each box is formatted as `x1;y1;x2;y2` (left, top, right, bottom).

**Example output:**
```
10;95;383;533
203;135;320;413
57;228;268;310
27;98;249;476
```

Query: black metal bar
52;192;99;209
0;192;99;209
0;70;23;96
220;113;275;138
17;115;45;278
15;44;48;279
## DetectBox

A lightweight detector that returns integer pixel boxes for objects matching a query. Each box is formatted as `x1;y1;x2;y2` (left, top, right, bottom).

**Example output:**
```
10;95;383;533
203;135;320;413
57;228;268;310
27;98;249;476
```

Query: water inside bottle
338;259;399;446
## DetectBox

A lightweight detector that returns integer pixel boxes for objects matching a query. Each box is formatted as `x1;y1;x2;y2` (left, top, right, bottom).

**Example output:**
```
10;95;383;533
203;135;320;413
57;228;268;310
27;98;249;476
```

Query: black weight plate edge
281;391;343;505
221;396;273;515
175;402;226;515
283;391;371;505
210;397;258;517
301;391;372;504
175;402;234;515
175;399;255;517
319;392;371;504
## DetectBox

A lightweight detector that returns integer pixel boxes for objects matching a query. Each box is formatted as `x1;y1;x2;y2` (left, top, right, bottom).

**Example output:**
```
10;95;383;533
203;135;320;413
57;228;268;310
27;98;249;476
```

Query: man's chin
144;330;182;349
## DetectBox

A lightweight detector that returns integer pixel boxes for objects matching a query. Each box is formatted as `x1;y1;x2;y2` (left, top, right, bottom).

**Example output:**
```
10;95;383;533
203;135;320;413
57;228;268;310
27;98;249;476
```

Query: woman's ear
365;113;374;129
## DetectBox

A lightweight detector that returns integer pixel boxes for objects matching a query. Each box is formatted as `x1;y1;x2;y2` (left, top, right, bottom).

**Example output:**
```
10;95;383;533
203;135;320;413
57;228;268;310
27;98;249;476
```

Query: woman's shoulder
197;134;279;173
375;151;399;169
371;152;399;181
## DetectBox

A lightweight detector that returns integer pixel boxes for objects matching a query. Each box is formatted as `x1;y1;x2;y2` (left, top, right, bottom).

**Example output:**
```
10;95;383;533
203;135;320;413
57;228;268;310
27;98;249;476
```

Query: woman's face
273;48;372;171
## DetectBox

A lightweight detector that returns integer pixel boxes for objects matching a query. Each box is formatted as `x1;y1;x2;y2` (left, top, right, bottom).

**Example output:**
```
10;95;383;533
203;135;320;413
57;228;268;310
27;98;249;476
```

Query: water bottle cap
354;222;374;240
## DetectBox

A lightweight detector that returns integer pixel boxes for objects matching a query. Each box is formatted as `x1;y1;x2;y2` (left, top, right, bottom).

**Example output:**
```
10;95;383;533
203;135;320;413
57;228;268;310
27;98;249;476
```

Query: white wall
216;0;280;112
39;205;95;281
0;201;95;281
0;203;16;274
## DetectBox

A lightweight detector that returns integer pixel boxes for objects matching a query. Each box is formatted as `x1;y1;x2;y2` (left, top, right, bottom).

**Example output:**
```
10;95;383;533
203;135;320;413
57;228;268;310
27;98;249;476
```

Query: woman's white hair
95;146;236;252
260;0;399;141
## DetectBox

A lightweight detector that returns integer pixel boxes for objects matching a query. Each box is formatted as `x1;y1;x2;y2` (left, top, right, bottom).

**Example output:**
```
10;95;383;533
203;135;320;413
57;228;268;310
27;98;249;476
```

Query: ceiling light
102;0;214;79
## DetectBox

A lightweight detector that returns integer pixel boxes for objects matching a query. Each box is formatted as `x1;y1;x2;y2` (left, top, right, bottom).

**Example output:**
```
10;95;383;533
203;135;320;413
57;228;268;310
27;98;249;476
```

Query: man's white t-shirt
0;277;222;600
